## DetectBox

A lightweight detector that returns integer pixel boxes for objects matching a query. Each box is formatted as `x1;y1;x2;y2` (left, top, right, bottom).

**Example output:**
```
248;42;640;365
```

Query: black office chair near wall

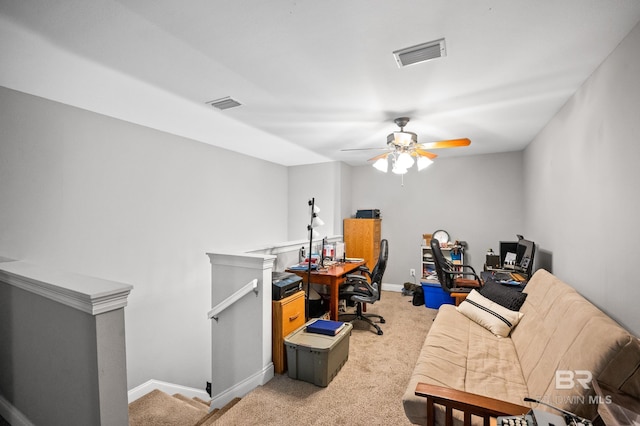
430;238;482;305
338;239;388;335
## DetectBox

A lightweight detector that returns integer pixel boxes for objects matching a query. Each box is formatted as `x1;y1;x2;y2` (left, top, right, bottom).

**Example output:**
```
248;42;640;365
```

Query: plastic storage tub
421;281;455;309
284;320;353;387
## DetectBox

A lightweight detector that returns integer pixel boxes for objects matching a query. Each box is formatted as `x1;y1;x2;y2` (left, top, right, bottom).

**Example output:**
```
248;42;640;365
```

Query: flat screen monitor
516;238;535;273
499;241;518;268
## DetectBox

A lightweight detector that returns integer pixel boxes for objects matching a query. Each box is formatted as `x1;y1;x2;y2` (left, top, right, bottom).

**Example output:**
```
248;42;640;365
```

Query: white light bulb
397;152;414;169
417;156;434;171
392;162;408;175
372;157;389;173
311;215;325;228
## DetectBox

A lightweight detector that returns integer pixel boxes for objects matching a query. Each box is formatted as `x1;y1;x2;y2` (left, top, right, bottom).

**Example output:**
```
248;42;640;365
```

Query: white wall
0;86;289;390
523;22;640;335
349;152;525;286
340;162;353;221
287;162;350;241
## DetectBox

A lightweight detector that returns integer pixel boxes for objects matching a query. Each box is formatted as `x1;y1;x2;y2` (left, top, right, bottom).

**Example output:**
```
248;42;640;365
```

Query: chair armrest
355;265;372;277
443;264;482;286
456;277;482;286
415;383;529;426
345;265;372;281
351;281;379;303
345;273;367;281
444;263;478;275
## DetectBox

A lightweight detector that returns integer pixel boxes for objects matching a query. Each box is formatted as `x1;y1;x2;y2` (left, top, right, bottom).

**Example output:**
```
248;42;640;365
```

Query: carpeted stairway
128;389;240;425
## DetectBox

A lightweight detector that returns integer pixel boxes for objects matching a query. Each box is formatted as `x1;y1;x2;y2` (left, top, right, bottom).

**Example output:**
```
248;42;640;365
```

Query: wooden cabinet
343;218;381;271
272;291;305;374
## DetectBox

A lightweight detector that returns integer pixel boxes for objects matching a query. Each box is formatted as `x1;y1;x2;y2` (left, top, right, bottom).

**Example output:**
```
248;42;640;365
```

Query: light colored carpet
212;291;437;426
129;389;208;426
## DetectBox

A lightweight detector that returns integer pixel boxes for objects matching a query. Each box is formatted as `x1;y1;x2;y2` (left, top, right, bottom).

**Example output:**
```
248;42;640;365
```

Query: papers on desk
289;263;318;271
345;258;364;263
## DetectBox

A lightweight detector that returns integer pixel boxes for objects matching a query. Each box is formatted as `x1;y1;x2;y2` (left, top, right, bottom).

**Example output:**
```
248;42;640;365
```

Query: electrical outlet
410;268;416;277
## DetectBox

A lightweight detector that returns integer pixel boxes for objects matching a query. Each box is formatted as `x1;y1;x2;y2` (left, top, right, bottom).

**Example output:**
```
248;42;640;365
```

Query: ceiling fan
342;117;470;174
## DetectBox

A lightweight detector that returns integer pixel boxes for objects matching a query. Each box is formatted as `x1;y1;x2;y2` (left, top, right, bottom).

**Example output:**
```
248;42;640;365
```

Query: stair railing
207;278;258;322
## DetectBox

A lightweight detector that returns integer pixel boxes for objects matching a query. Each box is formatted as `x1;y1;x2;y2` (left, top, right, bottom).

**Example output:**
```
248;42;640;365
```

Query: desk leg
330;281;338;320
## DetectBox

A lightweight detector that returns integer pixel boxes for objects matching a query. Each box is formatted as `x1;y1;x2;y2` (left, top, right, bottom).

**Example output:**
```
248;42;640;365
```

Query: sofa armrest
415;383;529;426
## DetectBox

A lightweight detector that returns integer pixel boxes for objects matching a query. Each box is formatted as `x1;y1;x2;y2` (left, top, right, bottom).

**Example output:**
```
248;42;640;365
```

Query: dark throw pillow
479;280;527;311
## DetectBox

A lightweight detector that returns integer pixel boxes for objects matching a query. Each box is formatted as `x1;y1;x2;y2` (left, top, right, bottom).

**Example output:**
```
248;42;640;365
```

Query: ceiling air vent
393;38;446;68
206;96;242;110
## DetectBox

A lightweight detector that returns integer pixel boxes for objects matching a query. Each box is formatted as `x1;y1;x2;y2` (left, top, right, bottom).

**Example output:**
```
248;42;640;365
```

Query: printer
272;271;303;300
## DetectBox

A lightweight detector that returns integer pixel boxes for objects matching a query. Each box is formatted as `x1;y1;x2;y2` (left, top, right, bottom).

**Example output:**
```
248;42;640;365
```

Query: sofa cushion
457;290;524;337
402;304;529;425
479;280;527;311
511;269;640;420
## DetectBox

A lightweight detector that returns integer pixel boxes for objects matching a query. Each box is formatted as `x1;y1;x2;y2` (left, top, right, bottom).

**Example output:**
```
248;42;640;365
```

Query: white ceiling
2;1;640;166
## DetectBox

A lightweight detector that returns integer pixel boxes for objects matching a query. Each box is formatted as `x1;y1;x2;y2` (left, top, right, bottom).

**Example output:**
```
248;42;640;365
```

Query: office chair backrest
430;238;455;293
370;239;389;300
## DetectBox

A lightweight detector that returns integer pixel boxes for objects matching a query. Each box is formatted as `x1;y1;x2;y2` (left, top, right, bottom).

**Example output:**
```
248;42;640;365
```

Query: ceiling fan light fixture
392;164;408;175
373;157;389;173
417;156;434;171
391;156;408;175
397;152;414;169
363;116;468;177
387;131;417;146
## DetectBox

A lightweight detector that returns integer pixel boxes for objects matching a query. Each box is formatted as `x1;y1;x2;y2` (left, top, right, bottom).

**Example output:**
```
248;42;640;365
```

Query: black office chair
338;239;388;335
430;238;482;302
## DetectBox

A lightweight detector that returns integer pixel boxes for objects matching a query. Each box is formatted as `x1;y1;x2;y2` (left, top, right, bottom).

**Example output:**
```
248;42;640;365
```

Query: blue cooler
421;281;455;309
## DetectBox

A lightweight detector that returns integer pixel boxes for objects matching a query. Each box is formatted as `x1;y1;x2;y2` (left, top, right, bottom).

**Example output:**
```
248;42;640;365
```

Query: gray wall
349;152;525;286
523;21;640;335
287;162;351;241
0;86;289;390
0;281;128;426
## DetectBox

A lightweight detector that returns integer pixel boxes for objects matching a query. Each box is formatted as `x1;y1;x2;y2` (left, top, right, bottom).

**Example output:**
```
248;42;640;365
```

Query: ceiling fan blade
368;152;390;162
340;147;387;152
414;149;438;160
419;138;471;150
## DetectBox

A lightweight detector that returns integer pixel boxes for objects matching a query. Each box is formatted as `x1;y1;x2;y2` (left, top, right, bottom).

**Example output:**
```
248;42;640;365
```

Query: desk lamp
307;198;324;320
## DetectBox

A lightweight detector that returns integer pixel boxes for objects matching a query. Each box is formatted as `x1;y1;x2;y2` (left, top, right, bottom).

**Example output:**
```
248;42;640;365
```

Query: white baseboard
210;363;274;410
0;394;34;426
381;282;403;292
128;363;275;411
128;379;211;404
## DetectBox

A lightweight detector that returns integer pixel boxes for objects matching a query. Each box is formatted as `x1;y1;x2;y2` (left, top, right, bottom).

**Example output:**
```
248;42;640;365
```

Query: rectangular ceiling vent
206;96;242;110
393;38;446;68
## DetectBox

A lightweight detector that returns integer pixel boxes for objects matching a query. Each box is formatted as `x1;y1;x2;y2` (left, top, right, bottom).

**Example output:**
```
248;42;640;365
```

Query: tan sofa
402;269;640;425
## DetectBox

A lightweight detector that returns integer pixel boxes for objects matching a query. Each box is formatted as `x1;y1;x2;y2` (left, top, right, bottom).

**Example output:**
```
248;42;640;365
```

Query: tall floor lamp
306;198;324;320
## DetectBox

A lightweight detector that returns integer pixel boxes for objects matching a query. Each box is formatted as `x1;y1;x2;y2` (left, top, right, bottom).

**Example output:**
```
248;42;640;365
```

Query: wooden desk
286;261;366;320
